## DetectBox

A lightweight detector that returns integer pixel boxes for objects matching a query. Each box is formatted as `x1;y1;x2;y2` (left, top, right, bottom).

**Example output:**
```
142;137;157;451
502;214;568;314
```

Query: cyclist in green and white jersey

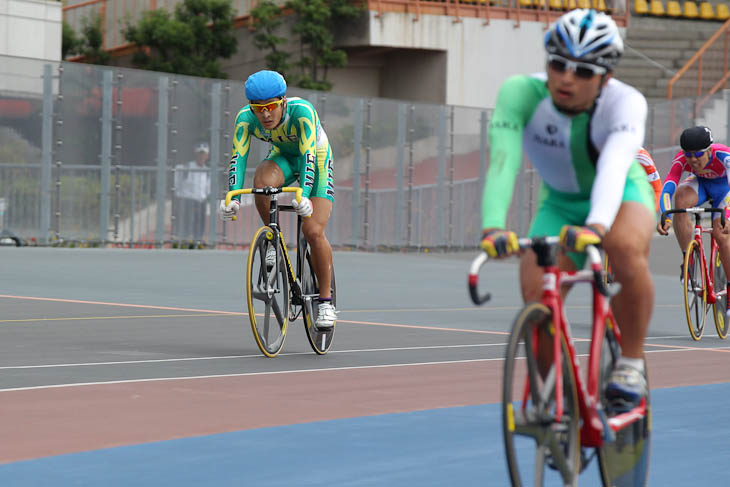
480;9;655;411
219;70;336;329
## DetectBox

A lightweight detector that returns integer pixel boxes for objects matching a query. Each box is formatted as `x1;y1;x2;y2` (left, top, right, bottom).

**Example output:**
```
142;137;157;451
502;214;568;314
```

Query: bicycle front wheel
503;303;581;487
246;226;290;357
711;247;729;339
597;318;651;487
301;249;336;355
684;239;707;341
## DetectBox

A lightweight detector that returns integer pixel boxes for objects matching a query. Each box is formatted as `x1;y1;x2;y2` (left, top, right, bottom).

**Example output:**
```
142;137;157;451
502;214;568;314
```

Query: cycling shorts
528;166;655;269
266;145;335;202
678;175;730;218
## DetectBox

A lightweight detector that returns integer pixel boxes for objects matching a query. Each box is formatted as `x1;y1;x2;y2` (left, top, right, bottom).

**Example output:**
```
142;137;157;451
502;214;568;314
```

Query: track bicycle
661;207;729;341
225;187;336;357
468;237;651;486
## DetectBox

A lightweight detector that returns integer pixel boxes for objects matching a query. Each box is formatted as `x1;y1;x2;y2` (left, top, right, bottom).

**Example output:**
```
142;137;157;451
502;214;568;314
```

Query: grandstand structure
61;0;730;109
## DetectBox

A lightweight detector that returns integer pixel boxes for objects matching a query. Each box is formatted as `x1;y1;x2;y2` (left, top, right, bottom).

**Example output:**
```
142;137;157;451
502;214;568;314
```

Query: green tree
123;0;237;78
62;14;110;65
286;0;364;91
250;0;291;77
62;21;80;59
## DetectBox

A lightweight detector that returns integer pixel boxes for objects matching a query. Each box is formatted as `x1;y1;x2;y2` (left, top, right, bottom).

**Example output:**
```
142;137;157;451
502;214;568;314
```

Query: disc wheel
597;319;651;487
246;226;290;358
711;247;729;339
684;239;707;341
301;249;336;355
502;303;581;487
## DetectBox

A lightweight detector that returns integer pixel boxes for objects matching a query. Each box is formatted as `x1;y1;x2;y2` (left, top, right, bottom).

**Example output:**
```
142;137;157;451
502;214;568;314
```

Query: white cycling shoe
315;301;337;329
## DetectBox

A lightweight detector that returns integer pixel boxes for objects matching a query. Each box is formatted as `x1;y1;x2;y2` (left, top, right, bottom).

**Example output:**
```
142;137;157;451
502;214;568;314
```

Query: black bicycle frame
265;194;306;308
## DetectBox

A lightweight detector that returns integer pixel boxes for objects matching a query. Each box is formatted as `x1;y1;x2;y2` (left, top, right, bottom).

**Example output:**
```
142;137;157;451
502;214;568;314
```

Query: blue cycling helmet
544;9;623;71
245;70;287;101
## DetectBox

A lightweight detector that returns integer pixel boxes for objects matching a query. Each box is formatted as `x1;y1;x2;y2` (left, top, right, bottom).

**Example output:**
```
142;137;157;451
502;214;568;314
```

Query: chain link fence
0;55;720;250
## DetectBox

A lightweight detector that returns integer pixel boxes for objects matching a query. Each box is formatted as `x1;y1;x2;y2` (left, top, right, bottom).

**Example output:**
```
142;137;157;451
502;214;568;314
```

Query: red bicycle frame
469;238;648;448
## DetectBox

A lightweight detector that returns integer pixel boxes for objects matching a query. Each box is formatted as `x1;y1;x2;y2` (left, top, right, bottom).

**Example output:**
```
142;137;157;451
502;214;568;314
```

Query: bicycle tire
711;247;729;339
503;302;581;487
301;249;336;355
597;319;651;487
246;226;290;358
684;239;707;341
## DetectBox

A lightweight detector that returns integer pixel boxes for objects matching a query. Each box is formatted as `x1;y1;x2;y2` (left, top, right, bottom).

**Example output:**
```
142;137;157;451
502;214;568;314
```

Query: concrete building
61;0;630;109
1;0;61;61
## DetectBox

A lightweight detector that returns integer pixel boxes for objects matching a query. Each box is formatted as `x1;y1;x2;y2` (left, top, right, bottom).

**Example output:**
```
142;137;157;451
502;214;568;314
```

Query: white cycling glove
219;199;240;221
291;196;313;217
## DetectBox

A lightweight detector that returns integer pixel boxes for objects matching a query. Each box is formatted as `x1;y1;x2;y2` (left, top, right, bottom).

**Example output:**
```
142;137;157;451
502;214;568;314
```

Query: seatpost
268;197;279;228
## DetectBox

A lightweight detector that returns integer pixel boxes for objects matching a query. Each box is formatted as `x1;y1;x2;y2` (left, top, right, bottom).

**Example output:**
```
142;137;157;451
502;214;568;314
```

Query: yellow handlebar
224;187;303;221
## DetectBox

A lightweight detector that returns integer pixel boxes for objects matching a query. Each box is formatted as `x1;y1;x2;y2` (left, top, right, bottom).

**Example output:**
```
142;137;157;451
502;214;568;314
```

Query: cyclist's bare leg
603;201;655;359
253;161;285;223
711;217;730;278
520;250;577;378
673;185;699;252
302;197;333;300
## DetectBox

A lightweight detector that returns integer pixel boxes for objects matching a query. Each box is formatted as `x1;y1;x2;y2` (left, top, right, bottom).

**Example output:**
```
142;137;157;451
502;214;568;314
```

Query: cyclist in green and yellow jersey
219;70;336;329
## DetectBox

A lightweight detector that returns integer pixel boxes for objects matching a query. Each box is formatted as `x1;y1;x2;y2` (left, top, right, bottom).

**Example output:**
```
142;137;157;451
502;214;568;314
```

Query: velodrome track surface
1;237;729;486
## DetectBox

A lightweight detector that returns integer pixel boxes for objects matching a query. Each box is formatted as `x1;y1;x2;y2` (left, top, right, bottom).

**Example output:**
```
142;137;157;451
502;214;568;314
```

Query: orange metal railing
63;0;629;54
369;0;629;27
667;18;730;102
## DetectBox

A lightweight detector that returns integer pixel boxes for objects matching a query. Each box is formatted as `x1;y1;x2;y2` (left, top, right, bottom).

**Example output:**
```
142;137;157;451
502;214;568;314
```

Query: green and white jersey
228;97;330;199
482;74;647;230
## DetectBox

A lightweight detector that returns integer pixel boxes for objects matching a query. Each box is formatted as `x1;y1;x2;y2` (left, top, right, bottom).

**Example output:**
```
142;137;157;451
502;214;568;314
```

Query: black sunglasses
547;54;607;79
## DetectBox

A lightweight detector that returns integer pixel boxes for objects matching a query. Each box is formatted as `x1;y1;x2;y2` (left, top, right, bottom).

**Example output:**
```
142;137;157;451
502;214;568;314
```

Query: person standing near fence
174;142;211;242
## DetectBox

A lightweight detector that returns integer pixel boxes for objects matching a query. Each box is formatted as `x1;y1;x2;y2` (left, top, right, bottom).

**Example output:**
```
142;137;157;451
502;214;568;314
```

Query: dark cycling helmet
544;9;623;71
680;126;713;151
245;70;286;101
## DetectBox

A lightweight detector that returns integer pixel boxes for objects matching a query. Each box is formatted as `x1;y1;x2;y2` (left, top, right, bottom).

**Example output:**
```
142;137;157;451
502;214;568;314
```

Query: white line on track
1;345;728;393
0;342;512;370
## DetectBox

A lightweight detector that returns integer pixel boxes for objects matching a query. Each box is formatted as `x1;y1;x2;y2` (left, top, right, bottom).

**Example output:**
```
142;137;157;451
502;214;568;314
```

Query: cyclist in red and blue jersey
657;126;730;310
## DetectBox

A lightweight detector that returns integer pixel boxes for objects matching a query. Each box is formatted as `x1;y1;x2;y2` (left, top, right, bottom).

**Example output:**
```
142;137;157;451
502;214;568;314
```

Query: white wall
368;11;626;109
0;0;61;61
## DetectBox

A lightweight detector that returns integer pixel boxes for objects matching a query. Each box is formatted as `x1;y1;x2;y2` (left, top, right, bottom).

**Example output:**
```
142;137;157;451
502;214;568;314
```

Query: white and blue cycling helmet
544;9;623;71
245;70;287;101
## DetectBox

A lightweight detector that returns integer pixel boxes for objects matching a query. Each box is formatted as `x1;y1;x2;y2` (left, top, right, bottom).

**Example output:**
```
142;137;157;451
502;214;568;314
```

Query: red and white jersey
636;148;661;211
665;143;730;183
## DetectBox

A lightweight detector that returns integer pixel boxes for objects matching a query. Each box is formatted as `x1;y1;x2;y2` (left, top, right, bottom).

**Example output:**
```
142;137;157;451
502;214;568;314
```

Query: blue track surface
2;383;728;486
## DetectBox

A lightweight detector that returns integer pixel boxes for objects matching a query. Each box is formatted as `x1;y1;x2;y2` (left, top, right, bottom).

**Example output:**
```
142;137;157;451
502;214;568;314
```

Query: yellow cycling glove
481;229;519;258
559;224;603;253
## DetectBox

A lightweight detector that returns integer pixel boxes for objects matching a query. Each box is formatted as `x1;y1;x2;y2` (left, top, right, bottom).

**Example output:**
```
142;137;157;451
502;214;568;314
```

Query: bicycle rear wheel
597;318;651;487
246;226;290;357
301;249;336;355
684;239;707;341
503;302;581;487
711;247;729;339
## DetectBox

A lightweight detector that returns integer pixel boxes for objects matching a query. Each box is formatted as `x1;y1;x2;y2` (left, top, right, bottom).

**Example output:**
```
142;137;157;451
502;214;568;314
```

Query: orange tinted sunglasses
250;98;284;113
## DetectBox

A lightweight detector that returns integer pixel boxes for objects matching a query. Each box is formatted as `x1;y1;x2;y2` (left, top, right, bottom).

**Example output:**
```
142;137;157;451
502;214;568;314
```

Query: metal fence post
352;99;363;247
100;70;113;243
406;104;415;247
448;105;455;248
436;105;447;246
363;99;372;249
395;103;406;246
155;77;169;246
209;82;222;245
40;64;53;244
